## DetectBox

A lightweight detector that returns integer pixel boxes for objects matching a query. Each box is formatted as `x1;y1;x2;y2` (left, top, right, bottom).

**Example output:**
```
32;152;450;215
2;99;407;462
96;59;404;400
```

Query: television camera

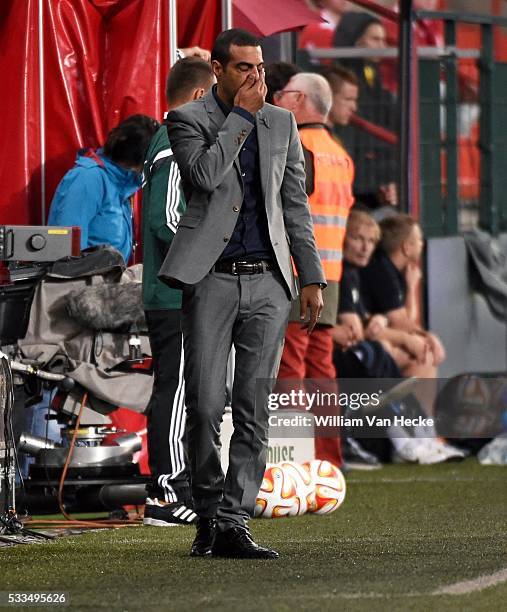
1;226;151;536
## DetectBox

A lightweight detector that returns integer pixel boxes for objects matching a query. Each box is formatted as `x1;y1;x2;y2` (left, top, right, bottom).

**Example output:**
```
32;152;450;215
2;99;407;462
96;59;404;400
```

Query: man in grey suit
160;29;326;559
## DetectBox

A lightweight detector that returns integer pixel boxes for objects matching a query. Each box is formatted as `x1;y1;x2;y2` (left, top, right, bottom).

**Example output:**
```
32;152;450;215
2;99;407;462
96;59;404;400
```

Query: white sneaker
427;439;466;461
143;498;197;527
395;439;423;463
416;442;449;464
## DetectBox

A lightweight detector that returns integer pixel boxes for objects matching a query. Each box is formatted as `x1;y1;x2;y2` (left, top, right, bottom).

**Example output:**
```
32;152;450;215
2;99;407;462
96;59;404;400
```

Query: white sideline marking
432;567;507;595
194;593;419;602
200;579;506;602
185;569;507;603
347;477;490;484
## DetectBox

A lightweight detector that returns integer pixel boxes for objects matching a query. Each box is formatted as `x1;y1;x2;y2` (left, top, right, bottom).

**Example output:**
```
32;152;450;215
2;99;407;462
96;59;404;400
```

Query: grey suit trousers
181;267;291;531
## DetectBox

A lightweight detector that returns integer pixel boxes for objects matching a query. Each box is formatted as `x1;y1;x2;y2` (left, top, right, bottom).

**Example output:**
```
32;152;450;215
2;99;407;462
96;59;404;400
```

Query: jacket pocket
177;215;202;229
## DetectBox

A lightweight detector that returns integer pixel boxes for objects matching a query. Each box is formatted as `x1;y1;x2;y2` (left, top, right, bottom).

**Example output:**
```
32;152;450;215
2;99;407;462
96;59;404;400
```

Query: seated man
333;210;464;463
358;214;445;377
48;115;159;263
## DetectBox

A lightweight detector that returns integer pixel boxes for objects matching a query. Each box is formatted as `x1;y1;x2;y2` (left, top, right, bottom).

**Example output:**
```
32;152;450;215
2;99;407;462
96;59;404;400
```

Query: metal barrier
296;8;507;237
417;10;507;237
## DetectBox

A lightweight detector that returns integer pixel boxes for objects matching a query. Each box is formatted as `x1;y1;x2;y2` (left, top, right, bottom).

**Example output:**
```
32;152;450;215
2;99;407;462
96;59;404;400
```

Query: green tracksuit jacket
142;123;185;310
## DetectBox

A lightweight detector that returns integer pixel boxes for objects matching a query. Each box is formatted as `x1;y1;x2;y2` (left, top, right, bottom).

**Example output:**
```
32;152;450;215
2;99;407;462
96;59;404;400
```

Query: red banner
0;1;42;225
178;0;221;52
0;0;172;226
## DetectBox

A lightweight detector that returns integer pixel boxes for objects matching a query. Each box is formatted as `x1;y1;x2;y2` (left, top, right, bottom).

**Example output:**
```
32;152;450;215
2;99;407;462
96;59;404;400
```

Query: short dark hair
211;28;261;67
265;62;300;104
320;64;358;94
380;214;418;254
103;114;159;168
166;57;214;103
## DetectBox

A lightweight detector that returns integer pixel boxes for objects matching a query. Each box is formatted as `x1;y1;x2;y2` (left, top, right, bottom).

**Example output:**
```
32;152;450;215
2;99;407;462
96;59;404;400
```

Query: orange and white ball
279;461;316;516
302;459;346;515
254;465;297;518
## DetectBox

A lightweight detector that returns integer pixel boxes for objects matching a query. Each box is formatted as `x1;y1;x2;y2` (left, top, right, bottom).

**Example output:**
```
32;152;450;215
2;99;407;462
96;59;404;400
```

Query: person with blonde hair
338;211;443;377
334;212;465;463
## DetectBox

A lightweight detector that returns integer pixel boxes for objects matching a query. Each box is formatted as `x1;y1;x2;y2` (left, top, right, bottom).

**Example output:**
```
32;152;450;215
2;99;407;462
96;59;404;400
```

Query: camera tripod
0;351;53;542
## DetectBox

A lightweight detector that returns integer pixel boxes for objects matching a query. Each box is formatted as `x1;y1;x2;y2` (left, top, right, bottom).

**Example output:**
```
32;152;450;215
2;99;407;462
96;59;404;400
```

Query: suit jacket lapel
256;108;271;200
204;90;243;176
203;90;225;131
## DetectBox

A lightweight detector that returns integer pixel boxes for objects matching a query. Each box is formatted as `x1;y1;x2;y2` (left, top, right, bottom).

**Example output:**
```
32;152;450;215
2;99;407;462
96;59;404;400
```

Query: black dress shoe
211;527;279;559
190;518;216;557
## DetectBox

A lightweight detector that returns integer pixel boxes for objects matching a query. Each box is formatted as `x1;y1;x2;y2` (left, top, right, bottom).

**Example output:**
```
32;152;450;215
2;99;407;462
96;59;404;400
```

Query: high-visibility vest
299;126;355;283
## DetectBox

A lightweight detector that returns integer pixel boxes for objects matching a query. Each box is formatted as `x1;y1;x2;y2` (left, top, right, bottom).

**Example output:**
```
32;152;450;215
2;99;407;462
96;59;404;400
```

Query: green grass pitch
1;459;505;611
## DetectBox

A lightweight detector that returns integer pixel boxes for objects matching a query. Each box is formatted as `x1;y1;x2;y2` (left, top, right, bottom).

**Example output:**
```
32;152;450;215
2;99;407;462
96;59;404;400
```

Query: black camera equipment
0;226;80;540
1;227;152;535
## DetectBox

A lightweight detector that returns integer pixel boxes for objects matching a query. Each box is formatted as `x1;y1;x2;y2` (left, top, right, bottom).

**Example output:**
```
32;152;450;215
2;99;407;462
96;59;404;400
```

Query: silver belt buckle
231;261;238;275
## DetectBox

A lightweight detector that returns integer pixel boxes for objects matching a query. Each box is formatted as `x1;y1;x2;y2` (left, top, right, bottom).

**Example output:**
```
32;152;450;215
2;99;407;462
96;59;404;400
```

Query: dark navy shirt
339;262;368;321
359;249;406;314
212;87;273;262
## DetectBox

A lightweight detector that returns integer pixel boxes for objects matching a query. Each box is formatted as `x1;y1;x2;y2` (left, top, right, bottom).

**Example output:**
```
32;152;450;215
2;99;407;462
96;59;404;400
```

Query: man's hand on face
234;73;267;115
300;284;324;335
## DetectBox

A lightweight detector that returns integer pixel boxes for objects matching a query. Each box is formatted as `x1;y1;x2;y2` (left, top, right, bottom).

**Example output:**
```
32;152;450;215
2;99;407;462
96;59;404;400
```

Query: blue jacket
48;149;141;262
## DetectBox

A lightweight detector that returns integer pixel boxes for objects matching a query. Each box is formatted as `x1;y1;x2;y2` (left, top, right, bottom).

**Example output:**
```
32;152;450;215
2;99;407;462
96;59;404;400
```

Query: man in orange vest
273;72;355;467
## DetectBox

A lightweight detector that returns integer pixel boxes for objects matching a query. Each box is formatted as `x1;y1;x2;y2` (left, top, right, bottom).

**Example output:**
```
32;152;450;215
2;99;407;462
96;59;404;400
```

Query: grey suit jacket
158;90;325;300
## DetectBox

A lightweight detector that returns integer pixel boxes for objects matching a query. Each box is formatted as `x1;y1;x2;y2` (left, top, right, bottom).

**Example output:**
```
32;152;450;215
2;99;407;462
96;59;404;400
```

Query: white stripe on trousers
159;337;186;503
158;475;176;503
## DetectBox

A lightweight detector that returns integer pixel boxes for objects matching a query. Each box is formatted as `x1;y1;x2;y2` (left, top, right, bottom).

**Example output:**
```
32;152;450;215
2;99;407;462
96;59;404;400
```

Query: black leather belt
213;260;274;275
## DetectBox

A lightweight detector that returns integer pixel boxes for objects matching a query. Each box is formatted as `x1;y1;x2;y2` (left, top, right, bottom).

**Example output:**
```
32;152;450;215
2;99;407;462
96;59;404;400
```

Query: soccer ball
254;465;298;518
279;461;316;516
302;460;346;515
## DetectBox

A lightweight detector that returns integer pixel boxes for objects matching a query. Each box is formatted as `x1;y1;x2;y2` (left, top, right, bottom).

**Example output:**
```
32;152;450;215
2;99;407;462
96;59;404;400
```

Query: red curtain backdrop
0;0;42;225
0;0;172;227
177;0;221;51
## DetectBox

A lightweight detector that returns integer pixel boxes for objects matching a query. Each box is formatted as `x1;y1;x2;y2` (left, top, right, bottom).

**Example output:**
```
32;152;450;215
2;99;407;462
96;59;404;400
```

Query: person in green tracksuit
141;57;214;527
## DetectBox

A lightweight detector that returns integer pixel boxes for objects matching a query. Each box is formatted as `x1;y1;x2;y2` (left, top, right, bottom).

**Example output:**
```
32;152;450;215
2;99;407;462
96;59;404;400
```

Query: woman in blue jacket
48;115;159;263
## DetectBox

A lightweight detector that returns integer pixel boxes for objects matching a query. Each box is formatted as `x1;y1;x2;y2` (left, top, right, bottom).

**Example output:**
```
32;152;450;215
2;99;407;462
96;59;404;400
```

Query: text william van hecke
268;414;434;428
